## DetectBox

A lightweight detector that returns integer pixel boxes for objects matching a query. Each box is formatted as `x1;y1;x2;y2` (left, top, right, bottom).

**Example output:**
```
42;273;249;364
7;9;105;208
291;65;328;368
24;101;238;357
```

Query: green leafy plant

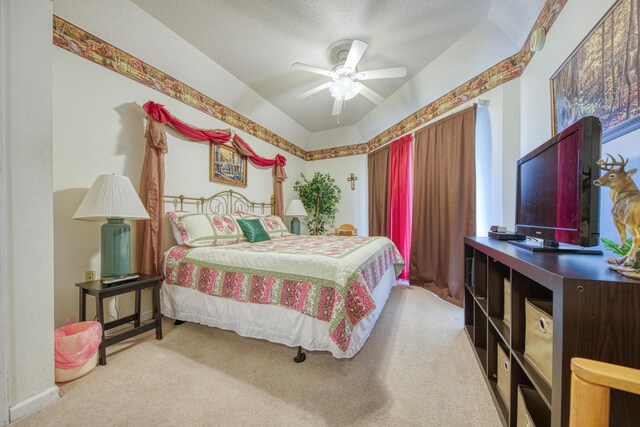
602;237;640;269
293;172;341;235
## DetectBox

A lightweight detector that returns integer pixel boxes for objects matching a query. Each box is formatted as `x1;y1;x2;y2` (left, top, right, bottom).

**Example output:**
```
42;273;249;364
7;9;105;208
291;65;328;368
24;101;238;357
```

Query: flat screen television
510;116;602;253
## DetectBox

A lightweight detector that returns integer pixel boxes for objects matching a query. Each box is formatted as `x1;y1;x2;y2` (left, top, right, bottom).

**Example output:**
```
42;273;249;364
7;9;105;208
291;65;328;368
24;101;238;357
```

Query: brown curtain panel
368;146;390;237
410;106;476;306
137;118;168;277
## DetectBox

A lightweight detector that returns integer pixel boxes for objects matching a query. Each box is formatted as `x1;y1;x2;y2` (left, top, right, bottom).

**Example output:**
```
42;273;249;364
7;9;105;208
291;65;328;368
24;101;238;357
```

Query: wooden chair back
335;224;357;236
570;357;640;427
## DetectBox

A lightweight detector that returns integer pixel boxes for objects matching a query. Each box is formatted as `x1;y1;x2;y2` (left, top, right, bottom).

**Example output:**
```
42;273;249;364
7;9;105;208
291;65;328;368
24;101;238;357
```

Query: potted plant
293;172;341;235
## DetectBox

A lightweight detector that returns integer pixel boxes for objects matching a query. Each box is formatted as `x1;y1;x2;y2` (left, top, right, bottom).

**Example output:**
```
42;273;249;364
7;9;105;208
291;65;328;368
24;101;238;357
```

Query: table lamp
73;174;150;278
285;199;308;235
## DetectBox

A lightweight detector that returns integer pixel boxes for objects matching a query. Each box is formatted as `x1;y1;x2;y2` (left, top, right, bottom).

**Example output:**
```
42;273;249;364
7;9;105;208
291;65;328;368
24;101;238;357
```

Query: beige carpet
14;286;500;426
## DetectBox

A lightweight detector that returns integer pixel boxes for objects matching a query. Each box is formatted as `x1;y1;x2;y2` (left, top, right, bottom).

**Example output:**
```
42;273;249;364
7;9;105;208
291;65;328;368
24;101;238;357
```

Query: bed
161;191;404;361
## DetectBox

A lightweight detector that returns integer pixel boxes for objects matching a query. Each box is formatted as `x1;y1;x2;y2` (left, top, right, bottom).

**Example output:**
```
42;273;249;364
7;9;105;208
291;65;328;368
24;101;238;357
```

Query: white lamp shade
285;199;308;217
73;174;150;221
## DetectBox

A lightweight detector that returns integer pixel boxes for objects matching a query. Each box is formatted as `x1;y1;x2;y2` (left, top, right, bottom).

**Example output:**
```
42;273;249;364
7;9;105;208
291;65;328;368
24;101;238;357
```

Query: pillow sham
235;212;291;238
237;218;271;243
167;212;247;247
169;218;185;245
258;215;292;238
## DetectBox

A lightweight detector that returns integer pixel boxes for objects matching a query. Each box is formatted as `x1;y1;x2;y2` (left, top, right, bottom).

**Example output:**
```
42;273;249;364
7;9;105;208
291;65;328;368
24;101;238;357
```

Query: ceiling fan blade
291;62;334;77
344;40;368;70
293;82;332;99
331;96;344;116
358;84;385;105
357;67;407;80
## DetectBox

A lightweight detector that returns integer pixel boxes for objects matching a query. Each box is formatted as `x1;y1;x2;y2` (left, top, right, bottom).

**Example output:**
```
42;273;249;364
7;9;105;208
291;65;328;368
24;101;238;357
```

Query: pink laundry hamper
54;321;102;382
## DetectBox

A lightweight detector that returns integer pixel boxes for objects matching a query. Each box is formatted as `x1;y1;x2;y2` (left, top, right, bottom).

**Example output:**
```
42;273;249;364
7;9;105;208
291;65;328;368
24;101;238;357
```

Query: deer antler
597;153;628;171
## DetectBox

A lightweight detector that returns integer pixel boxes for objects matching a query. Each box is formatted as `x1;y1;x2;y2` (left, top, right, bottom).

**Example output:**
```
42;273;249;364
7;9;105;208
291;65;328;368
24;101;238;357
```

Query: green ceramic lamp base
101;217;131;278
290;217;301;235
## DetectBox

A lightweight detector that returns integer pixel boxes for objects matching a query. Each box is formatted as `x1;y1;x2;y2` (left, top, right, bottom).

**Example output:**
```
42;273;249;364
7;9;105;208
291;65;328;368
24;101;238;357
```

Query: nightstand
76;274;163;365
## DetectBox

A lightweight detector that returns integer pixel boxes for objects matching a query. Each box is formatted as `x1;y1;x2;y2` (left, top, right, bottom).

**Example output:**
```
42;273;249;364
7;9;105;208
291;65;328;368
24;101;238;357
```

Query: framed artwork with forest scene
209;143;247;187
551;0;640;143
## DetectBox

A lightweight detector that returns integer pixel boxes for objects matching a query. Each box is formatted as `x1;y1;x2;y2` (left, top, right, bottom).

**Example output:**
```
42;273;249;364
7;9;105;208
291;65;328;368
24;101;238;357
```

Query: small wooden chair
335;224;357;236
570;357;640;426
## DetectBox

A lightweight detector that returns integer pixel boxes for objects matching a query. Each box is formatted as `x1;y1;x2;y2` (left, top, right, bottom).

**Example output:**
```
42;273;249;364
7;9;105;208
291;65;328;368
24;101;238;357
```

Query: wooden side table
76;274;163;365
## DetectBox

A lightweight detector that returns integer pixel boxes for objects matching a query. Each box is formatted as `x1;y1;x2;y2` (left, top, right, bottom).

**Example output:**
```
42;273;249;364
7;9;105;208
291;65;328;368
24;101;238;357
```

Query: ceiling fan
291;39;407;119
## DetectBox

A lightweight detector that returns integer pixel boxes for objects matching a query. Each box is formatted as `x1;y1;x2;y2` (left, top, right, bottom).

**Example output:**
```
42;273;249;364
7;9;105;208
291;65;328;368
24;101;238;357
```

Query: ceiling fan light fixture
330;76;360;100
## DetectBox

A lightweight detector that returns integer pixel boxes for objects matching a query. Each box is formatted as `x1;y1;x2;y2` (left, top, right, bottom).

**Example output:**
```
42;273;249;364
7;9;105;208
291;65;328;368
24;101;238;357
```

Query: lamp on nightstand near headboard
73;174;150;278
285;199;307;235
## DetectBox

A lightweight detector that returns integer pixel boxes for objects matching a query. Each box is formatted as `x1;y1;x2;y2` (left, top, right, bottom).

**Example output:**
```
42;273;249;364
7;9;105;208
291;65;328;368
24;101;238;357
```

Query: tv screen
515;116;601;248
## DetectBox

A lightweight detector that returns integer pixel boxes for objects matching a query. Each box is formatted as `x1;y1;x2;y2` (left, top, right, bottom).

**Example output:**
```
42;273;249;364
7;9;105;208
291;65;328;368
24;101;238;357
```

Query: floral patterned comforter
164;235;404;351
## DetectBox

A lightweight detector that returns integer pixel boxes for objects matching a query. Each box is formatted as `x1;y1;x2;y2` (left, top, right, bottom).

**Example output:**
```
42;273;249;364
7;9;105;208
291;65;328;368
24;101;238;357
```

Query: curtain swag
137;101;288;276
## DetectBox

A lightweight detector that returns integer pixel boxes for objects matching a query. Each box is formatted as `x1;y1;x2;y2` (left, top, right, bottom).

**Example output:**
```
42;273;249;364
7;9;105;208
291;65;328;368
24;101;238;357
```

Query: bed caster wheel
294;346;306;363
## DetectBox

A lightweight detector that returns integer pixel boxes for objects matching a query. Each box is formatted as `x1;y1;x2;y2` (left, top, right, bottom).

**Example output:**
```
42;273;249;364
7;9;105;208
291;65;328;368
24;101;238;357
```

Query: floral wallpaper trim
53;0;565;162
305;143;369;161
366;0;567;152
53;15;307;160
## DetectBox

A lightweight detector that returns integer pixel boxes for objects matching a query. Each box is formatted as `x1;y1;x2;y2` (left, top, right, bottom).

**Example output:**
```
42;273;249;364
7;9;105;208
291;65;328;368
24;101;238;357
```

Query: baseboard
9;385;59;422
141;309;153;321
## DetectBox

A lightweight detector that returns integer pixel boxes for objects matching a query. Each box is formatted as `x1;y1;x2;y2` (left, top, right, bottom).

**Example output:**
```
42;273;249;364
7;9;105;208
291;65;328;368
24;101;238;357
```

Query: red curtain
143;102;287;175
138;101;287;276
388;134;413;280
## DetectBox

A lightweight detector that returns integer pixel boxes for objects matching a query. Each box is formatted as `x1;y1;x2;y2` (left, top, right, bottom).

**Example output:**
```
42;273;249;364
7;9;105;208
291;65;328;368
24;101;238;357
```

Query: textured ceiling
131;0;542;133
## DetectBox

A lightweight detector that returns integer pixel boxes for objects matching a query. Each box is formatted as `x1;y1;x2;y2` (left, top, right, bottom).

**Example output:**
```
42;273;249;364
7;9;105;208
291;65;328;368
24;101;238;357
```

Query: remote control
101;274;140;285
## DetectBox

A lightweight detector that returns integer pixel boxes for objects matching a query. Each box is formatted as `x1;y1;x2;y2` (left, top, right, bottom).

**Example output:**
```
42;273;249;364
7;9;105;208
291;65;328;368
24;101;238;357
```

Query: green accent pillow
237;218;271;243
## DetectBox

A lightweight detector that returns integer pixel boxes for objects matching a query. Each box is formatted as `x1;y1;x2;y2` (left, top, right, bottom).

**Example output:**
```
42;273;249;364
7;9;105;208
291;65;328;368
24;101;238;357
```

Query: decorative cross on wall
347;173;358;190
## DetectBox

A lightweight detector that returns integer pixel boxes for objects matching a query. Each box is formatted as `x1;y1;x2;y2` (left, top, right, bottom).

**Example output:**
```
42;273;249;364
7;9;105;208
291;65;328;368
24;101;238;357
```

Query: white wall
520;0;640;243
303;155;368;235
501;79;521;230
307;125;363;150
54;0;311;151
1;0;58;421
53;48;306;327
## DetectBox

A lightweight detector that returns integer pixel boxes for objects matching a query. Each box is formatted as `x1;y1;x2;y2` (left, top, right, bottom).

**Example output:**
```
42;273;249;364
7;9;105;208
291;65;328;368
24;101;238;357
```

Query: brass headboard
163;190;274;215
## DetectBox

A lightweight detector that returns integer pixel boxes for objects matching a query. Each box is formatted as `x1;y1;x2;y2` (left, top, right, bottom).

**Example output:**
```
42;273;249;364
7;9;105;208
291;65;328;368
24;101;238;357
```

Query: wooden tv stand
464;237;640;426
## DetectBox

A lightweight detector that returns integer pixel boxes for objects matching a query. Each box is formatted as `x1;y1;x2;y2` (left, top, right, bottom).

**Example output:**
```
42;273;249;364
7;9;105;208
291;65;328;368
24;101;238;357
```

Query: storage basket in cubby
517;384;551;427
503;278;511;327
497;342;510;409
524;298;553;386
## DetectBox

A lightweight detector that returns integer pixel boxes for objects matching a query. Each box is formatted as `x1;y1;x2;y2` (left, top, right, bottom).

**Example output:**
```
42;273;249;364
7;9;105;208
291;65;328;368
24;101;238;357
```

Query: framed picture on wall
209;143;247;187
551;0;640;143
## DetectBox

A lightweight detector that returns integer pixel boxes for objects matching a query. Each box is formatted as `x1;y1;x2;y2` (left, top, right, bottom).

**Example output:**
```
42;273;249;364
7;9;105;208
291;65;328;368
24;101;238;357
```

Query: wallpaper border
53;0;566;161
53;16;307;160
365;0;567;152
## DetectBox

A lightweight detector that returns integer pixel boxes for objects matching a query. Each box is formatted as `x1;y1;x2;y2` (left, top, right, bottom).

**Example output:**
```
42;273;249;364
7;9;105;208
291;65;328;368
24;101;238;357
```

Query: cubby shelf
512;349;552;408
464;237;640;427
489;316;510;347
489;380;509;426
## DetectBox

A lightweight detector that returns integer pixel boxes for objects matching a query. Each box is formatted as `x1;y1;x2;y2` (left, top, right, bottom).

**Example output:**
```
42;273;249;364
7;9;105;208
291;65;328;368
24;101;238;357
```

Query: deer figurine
593;154;640;267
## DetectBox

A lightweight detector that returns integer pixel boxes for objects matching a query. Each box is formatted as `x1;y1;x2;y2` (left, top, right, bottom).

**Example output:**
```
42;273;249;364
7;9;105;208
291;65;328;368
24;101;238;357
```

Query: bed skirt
160;266;397;358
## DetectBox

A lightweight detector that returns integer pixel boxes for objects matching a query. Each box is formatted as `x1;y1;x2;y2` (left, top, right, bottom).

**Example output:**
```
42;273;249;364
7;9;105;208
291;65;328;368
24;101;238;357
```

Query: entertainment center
464;237;640;426
464;115;640;425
